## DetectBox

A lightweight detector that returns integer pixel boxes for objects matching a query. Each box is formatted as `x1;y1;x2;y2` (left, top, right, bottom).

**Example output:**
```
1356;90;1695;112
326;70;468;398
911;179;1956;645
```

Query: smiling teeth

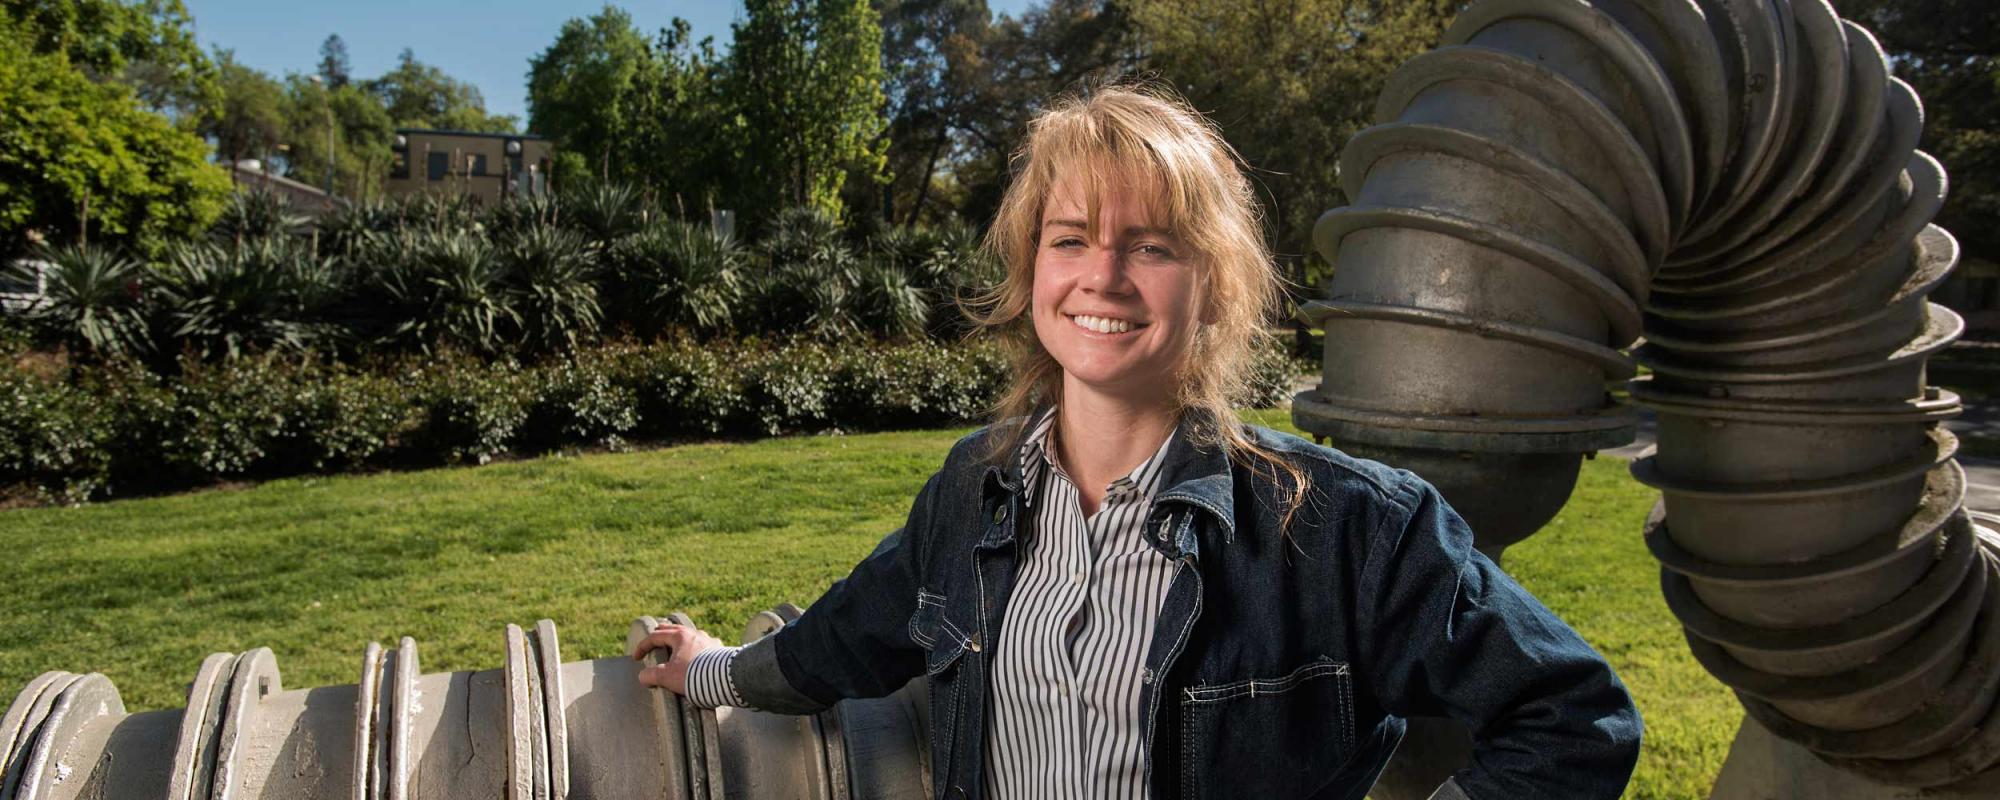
1072;315;1132;334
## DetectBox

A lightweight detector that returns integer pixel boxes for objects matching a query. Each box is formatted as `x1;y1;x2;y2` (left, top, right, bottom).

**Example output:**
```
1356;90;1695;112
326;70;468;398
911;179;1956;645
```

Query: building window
469;153;489;176
390;152;409;180
427;152;448;181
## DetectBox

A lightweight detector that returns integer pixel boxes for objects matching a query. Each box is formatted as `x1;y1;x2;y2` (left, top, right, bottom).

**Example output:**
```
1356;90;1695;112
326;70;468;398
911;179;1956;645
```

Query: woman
633;84;1642;800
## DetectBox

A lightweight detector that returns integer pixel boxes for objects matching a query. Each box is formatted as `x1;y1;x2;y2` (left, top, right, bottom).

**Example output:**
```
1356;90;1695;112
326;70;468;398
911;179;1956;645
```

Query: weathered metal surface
1;612;929;800
1299;0;1998;792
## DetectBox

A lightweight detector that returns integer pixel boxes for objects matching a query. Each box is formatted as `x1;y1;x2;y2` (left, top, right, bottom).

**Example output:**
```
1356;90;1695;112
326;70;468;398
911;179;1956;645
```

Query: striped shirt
984;408;1179;799
685;408;1180;800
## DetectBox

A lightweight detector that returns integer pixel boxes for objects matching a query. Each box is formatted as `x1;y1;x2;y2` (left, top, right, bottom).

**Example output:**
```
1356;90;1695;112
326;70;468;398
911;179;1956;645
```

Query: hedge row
2;337;1301;505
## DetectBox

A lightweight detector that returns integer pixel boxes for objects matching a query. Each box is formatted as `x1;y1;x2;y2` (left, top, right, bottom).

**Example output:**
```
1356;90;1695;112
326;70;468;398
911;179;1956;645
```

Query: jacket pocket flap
910;589;971;675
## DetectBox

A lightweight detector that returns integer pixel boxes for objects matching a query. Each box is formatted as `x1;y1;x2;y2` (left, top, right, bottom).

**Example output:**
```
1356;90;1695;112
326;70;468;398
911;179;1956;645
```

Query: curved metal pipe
1297;0;2000;792
0;611;929;800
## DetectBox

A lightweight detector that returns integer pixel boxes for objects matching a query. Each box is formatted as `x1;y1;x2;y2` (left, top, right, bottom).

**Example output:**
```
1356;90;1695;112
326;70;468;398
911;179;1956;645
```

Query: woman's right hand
632;621;724;696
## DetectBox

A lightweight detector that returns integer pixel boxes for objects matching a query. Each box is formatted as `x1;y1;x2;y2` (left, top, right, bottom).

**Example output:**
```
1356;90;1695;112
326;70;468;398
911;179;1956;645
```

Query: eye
1048;235;1085;250
1134;243;1177;260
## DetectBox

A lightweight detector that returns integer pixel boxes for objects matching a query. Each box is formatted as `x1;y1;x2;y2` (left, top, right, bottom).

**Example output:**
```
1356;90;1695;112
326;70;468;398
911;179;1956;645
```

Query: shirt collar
1016;405;1182;510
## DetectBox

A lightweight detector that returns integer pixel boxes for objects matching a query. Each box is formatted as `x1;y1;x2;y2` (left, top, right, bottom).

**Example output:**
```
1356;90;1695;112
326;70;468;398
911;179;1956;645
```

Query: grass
0;410;1735;799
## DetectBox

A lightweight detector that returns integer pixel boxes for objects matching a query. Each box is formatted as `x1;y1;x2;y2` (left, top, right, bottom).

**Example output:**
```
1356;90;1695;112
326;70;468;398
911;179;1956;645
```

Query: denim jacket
726;413;1643;799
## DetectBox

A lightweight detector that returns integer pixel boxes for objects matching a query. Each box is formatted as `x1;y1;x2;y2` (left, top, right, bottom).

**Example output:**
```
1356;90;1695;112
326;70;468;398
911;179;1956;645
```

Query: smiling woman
632;82;1644;800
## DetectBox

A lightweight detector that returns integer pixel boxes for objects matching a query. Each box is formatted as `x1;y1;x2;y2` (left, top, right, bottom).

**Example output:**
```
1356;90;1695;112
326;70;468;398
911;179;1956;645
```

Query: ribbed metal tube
0;610;929;800
1297;0;2000;791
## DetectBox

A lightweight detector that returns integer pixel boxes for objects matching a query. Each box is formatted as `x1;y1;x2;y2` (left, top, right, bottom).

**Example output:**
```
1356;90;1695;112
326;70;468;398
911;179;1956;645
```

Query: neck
1051;377;1180;500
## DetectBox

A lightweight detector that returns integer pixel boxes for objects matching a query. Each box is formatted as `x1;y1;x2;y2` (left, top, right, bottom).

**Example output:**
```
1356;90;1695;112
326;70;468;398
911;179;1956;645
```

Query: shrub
562;182;646;243
850;256;929;339
502;225;601;353
522;350;639;450
264;362;413;473
742;339;840;435
12;243;152;360
607;220;746;336
400;353;533;465
151;240;343;360
1243;336;1304;409
208;190;307;247
360;231;520;355
0;367;112;503
612;338;747;438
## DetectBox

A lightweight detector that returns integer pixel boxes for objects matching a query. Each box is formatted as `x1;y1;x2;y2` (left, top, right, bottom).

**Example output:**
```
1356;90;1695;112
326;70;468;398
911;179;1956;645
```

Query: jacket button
1142;668;1154;684
993;506;1007;525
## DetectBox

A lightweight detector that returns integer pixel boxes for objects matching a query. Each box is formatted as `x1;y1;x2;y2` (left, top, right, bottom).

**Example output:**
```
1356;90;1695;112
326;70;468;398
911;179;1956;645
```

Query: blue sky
183;1;1037;130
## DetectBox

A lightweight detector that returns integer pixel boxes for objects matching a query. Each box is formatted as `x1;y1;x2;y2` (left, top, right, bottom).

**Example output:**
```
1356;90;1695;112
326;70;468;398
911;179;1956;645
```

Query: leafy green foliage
202;49;286;168
0;0;219;120
0;29;229;256
364;47;516;133
0;367;112;504
206;190;306;246
729;0;891;222
502;224;601;353
10;244;152;359
151;239;339;360
401;353;532;465
607;219;747;336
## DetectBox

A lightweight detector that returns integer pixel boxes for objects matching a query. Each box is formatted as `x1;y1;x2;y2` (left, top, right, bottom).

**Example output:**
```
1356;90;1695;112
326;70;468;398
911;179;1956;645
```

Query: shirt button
1071;571;1084;584
1142;668;1154;684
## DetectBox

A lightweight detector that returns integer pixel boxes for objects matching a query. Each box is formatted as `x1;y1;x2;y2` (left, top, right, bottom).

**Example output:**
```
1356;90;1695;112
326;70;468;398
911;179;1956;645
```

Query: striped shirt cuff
683;646;746;709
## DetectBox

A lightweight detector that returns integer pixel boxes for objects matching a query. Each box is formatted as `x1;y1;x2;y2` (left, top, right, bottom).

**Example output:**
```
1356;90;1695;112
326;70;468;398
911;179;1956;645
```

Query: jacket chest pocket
1178;657;1357;799
910;588;976;799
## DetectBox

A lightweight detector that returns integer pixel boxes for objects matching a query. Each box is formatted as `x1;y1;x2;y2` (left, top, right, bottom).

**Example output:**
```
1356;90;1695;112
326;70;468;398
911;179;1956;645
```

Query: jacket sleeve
729;469;941;714
1354;473;1643;799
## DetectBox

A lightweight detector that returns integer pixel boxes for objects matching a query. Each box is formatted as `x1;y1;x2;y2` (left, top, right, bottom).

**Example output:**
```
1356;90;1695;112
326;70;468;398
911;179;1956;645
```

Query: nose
1080;246;1136;295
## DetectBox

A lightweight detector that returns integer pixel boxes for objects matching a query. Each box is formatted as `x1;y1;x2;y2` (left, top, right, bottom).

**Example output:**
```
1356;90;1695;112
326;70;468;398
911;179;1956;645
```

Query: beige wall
385;132;554;205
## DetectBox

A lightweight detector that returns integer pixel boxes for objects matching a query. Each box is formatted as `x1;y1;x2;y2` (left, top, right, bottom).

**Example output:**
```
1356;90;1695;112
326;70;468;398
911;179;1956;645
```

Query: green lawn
0;410;1736;798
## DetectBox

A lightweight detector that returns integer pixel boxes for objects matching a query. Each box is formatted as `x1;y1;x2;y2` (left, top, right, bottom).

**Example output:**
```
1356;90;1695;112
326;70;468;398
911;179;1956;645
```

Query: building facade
385;130;553;205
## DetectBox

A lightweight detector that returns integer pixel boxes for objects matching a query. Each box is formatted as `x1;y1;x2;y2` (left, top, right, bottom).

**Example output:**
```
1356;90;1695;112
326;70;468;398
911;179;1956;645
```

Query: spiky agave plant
12;243;152;360
561;182;645;245
608;219;747;336
754;206;862;337
410;230;519;354
852;255;929;339
483;193;565;242
502;224;601;353
152;239;342;360
209;190;308;248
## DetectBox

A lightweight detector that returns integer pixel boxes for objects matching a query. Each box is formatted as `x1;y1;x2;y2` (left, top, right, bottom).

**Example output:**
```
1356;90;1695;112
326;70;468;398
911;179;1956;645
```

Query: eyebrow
1041;219;1177;238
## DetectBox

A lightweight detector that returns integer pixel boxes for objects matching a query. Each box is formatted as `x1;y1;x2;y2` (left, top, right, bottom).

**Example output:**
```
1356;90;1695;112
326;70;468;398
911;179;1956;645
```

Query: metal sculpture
1295;0;2000;795
0;609;930;800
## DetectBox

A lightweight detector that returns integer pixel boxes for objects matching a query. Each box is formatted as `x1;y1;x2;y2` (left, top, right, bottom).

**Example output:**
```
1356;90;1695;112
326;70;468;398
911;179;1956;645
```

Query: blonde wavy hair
966;81;1312;531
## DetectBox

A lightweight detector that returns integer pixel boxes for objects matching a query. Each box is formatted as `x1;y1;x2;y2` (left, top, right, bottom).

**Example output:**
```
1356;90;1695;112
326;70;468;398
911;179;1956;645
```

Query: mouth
1066;313;1147;336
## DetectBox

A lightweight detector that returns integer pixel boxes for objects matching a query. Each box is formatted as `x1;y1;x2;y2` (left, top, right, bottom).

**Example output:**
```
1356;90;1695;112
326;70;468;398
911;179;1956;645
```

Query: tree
280;77;395;200
0;0;219;123
317;34;351;89
366;48;516;133
1131;0;1459;264
0;28;229;256
729;0;891;223
202;48;286;170
873;0;993;225
527;6;656;180
949;0;1143;226
1831;0;1999;267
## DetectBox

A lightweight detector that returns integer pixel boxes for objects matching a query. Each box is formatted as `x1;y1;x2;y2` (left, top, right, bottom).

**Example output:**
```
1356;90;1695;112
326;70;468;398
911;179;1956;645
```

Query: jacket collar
978;405;1238;558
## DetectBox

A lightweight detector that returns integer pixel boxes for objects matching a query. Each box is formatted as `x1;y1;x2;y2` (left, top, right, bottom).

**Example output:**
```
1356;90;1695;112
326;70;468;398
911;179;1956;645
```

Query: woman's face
1031;174;1203;407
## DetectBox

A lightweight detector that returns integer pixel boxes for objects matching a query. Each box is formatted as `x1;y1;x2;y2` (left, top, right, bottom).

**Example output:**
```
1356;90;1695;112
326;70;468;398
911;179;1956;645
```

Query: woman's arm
1355;475;1644;799
650;467;946;714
